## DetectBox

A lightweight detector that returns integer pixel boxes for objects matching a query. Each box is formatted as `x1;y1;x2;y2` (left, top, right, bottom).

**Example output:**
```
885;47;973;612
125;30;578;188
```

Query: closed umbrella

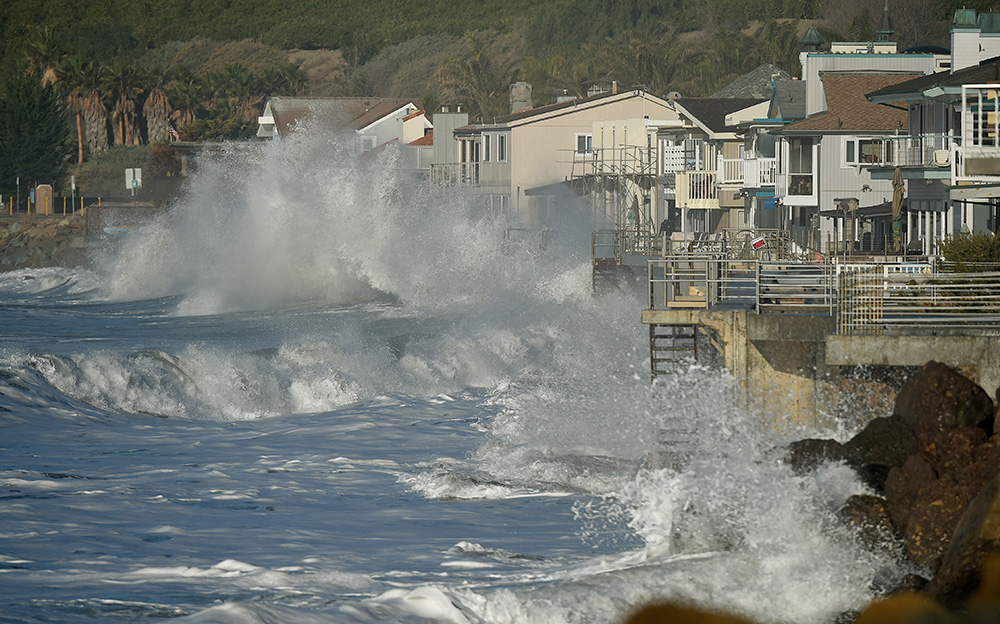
892;167;904;252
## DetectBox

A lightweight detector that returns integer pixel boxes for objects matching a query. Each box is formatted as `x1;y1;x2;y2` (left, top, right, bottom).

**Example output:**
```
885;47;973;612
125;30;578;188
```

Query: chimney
510;82;532;113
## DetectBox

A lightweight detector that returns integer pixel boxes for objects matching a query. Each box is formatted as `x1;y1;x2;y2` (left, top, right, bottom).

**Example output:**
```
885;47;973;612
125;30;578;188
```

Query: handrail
838;267;1000;335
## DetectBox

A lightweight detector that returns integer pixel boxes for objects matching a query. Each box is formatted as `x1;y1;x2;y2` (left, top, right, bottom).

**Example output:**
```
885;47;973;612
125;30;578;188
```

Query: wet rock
885;454;936;537
624;602;756;624
925;473;1000;610
902;474;984;568
783;438;845;474
842;415;919;492
894;361;995;443
852;592;955;624
0;216;88;271
839;494;898;550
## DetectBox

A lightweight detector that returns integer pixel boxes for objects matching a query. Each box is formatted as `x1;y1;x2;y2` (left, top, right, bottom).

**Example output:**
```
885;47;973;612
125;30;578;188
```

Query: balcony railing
883;135;951;168
720;157;743;185
955;146;1000;181
429;162;480;186
675;171;718;208
743;157;777;187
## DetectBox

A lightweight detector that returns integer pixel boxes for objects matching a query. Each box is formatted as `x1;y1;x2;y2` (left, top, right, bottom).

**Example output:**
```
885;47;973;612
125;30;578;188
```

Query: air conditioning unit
933;150;950;166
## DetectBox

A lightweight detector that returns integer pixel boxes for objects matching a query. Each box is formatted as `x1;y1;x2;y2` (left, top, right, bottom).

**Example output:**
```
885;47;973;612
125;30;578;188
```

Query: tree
142;67;173;144
167;73;203;135
59;56;89;164
102;59;143;146
23;26;67;87
0;64;71;202
434;34;520;120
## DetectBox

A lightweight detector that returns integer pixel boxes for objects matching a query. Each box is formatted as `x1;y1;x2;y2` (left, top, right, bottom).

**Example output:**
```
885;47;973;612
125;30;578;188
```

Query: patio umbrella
891;166;904;251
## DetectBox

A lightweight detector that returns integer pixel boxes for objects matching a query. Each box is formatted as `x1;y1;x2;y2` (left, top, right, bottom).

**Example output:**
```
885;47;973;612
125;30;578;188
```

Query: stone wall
0;216;89;271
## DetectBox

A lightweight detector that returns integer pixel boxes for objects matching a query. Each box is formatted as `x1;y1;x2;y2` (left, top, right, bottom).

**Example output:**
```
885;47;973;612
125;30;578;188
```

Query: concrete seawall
643;307;1000;427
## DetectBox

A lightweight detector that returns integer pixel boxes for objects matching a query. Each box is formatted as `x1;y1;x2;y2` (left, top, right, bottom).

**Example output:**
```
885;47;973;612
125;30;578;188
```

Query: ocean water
1;128;903;624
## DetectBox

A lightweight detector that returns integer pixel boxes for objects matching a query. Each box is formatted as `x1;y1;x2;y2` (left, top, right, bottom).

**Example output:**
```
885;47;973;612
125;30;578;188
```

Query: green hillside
0;0;993;198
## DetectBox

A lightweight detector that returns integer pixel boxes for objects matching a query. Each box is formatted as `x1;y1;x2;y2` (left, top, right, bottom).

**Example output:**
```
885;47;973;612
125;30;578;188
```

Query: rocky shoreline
0;215;91;272
801;361;1000;620
630;361;1000;623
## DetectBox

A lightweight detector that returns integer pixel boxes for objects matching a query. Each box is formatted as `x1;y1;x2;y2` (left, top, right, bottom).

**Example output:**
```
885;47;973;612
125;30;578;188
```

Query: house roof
474;88;677;127
711;64;792;99
778;73;913;134
866;55;1000;103
497;89;625;124
264;96;422;136
409;131;433;146
770;79;807;120
672;98;767;134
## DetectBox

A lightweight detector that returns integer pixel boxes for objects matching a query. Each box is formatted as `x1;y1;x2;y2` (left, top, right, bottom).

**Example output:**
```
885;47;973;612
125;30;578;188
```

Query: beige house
439;89;683;227
256;97;432;172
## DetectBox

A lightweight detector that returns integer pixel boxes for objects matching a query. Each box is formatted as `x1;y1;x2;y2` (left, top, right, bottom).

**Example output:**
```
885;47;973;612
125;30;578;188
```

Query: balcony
675;171;719;208
716;157;777;188
856;135;953;169
429;162;480;186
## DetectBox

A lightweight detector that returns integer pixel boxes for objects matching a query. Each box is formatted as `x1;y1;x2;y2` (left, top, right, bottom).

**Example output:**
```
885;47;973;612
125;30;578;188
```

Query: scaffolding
572;144;660;257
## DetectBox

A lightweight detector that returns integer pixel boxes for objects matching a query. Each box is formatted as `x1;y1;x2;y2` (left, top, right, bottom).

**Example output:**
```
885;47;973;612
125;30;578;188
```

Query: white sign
125;168;142;190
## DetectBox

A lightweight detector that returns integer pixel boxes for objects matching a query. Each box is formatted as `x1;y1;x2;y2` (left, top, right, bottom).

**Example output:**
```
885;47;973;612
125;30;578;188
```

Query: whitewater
1;126;903;623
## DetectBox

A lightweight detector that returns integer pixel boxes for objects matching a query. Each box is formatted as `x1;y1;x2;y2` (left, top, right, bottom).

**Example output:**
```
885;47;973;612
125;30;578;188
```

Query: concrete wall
642;308;842;428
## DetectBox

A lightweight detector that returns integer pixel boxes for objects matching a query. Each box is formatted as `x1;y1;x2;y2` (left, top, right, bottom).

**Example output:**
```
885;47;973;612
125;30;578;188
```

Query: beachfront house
772;73;920;256
863;10;1000;256
764;15;943;256
434;86;682;229
657;97;769;242
735;77;806;232
256;96;433;172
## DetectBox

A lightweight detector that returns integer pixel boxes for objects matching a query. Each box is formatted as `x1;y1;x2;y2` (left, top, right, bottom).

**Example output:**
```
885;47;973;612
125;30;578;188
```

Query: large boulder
842;415;919;492
783;438;845;474
885;455;936;538
925;472;1000;609
893;361;995;444
839;494;898;550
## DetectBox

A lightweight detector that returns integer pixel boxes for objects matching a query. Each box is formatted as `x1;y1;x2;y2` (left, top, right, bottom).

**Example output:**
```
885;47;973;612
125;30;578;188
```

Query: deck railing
838;265;1000;335
647;256;834;313
646;256;1000;336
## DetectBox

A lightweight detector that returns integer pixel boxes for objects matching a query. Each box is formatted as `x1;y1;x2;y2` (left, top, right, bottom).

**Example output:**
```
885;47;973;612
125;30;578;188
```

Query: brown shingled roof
409;131;433;146
780;74;914;133
266;97;421;136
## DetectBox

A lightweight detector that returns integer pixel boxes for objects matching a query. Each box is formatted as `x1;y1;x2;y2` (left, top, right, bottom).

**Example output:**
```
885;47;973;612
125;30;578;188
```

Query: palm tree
24;26;67;87
167;75;203;135
103;60;143;146
221;64;260;122
142;67;173;144
59;57;108;157
435;35;520;120
59;57;89;164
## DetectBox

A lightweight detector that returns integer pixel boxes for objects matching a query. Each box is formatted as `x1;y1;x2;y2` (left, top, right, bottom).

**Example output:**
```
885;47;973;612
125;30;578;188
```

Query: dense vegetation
0;0;996;197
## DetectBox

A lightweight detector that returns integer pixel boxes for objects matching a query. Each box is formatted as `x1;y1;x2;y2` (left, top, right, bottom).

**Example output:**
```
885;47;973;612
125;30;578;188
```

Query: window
787;138;814;196
497;134;507;162
575;133;593;155
483;134;491;162
844;138;887;166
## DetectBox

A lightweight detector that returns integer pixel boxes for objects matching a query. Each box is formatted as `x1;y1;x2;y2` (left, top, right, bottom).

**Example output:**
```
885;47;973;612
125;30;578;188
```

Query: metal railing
648;255;762;311
838;265;1000;335
647;256;1000;336
592;229;664;262
429;162;480;186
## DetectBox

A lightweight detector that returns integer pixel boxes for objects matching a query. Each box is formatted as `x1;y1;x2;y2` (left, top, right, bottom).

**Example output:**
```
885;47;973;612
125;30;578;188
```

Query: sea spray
0;119;913;624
